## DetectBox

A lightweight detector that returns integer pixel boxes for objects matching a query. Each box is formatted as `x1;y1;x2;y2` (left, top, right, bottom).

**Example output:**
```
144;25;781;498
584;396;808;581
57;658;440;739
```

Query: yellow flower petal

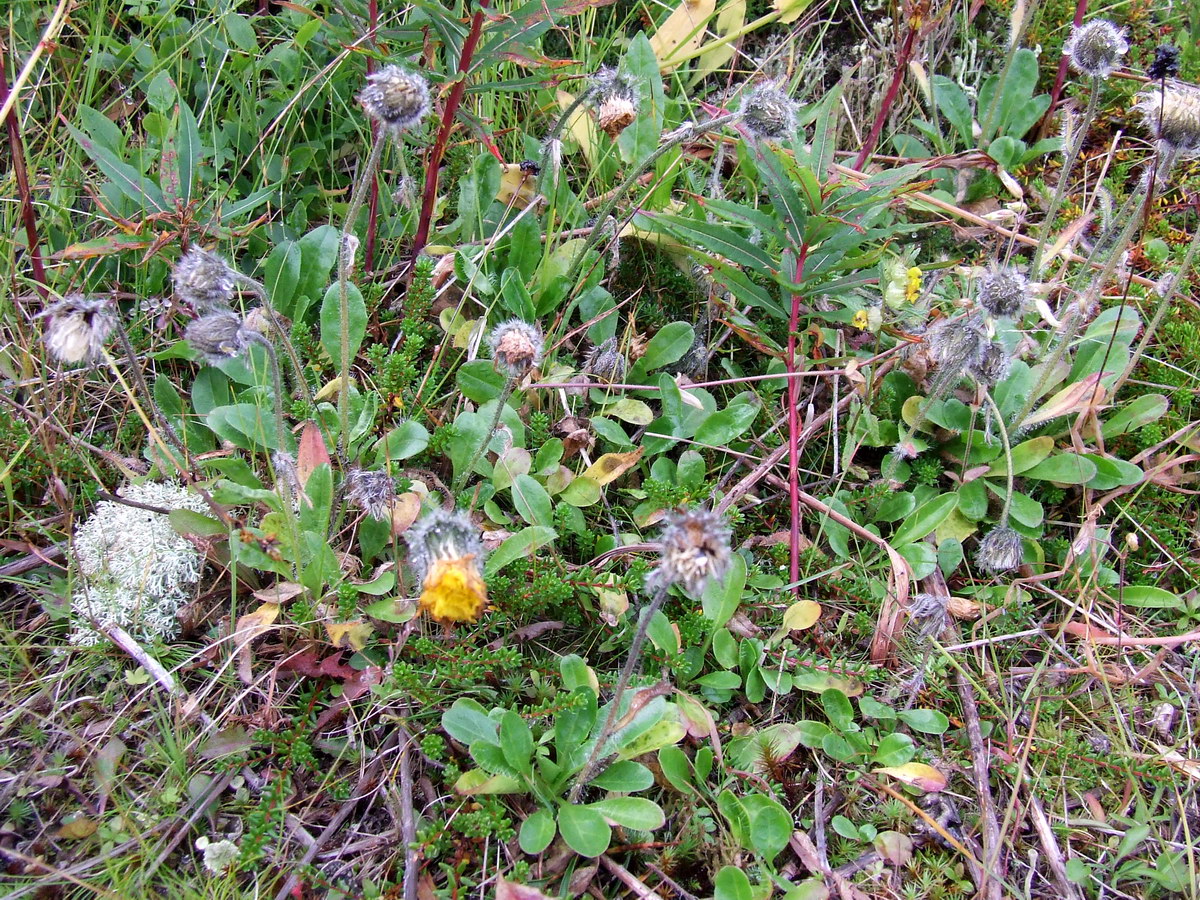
419;555;487;624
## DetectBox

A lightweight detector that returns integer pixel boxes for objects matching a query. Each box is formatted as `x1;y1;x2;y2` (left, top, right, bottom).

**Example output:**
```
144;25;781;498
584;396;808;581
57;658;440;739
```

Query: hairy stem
851;9;920;171
454;379;516;495
979;389;1014;526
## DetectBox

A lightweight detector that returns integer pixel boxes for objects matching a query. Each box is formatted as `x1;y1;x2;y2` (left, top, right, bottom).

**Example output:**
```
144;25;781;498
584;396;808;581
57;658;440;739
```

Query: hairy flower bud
359;65;431;134
406;508;488;624
40;294;114;366
345;468;396;521
927;315;988;373
583;337;628;383
1064;19;1128;80
971;339;1013;386
185;311;254;363
977;267;1028;319
975;526;1024;573
739;83;798;141
646;507;732;596
1134;79;1200;156
487;319;544;378
590;67;638;138
173;247;237;311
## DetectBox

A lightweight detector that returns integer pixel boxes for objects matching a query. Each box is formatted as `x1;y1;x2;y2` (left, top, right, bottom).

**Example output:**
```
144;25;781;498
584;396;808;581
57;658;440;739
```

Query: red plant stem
787;243;810;596
365;0;380;273
411;0;491;258
1041;0;1088;137
0;53;48;302
850;14;919;171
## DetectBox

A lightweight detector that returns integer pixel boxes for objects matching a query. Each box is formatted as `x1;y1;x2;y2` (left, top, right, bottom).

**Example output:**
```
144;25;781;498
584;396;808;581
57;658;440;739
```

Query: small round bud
975;526;1024;574
359;65;431;134
1148;45;1181;82
739;83;798;142
1134;79;1200;157
1124;532;1139;551
173;247;237;311
185;311;254;363
977;267;1028;319
646;507;732;597
486;319;544;378
971;340;1013;386
40;294;114;366
908;592;949;637
583;337;628;383
1064;19;1128;80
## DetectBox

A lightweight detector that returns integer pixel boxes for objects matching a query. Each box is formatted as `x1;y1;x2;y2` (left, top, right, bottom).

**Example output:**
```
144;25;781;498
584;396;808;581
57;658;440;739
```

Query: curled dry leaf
252;581;305;605
234;601;280;684
947;595;982;619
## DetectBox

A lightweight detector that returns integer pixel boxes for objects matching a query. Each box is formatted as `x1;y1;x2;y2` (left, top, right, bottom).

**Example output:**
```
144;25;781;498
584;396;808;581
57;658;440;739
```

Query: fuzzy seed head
908;592;949;637
1135;79;1200;156
405;508;487;624
590;67;639;138
173;248;237;311
185;311;254;363
739;84;798;141
359;65;431;133
927;315;988;373
971;340;1013;386
487;319;544;378
345;468;396;521
40;294;114;366
583;337;628;383
975;526;1024;574
647;507;732;597
1065;19;1128;80
978;267;1028;319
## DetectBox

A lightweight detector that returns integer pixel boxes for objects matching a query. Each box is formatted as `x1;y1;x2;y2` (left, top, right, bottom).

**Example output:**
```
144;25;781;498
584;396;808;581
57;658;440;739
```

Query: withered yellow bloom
406;508;488;624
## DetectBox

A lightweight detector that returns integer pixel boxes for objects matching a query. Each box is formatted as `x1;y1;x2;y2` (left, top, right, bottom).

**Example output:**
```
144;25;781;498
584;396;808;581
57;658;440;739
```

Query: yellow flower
852;309;870;330
419;555;488;624
904;266;922;303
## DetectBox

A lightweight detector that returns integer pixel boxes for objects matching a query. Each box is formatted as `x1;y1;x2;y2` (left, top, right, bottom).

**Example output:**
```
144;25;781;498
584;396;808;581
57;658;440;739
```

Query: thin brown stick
954;666;1003;900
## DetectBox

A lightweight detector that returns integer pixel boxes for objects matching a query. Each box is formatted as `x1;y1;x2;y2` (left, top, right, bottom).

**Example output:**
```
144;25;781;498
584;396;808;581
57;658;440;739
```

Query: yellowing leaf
603;398;654;425
650;0;718;73
770;600;821;645
498;163;539;209
691;0;745;83
873;762;948;792
324;620;373;651
594;573;629;626
582;447;644;486
234;601;280;684
390;491;422;535
58;816;98;840
556;90;600;167
775;0;812;24
314;376;350;401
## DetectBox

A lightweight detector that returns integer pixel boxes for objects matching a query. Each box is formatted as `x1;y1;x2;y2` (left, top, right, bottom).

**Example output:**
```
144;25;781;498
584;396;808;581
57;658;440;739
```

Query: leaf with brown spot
496;876;555;900
324;621;372;651
582;447;644;486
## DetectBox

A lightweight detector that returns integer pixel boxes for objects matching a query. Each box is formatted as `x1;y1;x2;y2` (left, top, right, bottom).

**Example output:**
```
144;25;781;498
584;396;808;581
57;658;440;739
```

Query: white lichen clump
71;482;209;645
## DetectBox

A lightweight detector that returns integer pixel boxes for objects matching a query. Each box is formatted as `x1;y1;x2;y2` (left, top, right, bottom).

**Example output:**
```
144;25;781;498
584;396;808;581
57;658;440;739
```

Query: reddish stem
1040;0;1088;138
365;0;380;273
787;244;810;596
851;12;919;171
0;53;49;302
412;0;491;257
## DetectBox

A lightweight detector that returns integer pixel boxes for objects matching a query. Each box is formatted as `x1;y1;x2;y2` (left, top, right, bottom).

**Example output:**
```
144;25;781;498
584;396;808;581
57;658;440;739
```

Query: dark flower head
977;267;1028;319
646;507;732;596
173;247;237;311
487;319;544;378
1135;79;1200;157
927;315;988;373
185;311;255;363
976;526;1024;574
345;468;397;521
359;65;431;134
1148;45;1181;82
1064;19;1128;80
739;83;798;142
40;294;114;366
971;340;1012;387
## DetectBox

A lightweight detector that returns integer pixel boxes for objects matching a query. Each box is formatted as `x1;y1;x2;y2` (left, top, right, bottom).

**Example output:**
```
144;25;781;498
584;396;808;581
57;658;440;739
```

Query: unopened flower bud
971;340;1013;386
739;83;798;142
590;67;638;139
976;526;1024;574
1064;19;1128;80
978;267;1028;319
927;315;988;373
583;337;628;383
185;311;254;363
359;65;431;134
1148;45;1181;81
173;247;237;311
345;468;396;521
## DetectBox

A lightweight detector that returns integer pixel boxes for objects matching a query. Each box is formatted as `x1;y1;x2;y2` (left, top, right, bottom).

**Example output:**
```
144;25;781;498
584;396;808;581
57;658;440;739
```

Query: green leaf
500;711;534;777
1023;453;1098;485
894;542;937;579
590;760;654;793
617;33;665;164
557;804;611;858
168;509;226;537
519;809;556;854
175;100;201;204
931;75;973;146
891;493;957;546
145;70;176;113
1102;394;1169;439
694;401;760;445
560;476;601;507
295;225;340;315
459;152;502;241
67;119;167;212
873;733;916;766
319;282;366;367
1082;454;1143;490
589;797;665;831
821;689;855;732
207;403;285;451
714;865;754;900
741;793;792;859
224;12;258;51
457;360;506;403
641;322;695;370
300;464;333;534
442;698;499;746
701;552;745;625
484;526;556;577
897;708;950;734
1121;586;1184;609
510;474;553;527
657;746;694;794
263;240;302;318
374;420;430;463
499;268;536;321
648;213;777;272
988;436;1053;477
